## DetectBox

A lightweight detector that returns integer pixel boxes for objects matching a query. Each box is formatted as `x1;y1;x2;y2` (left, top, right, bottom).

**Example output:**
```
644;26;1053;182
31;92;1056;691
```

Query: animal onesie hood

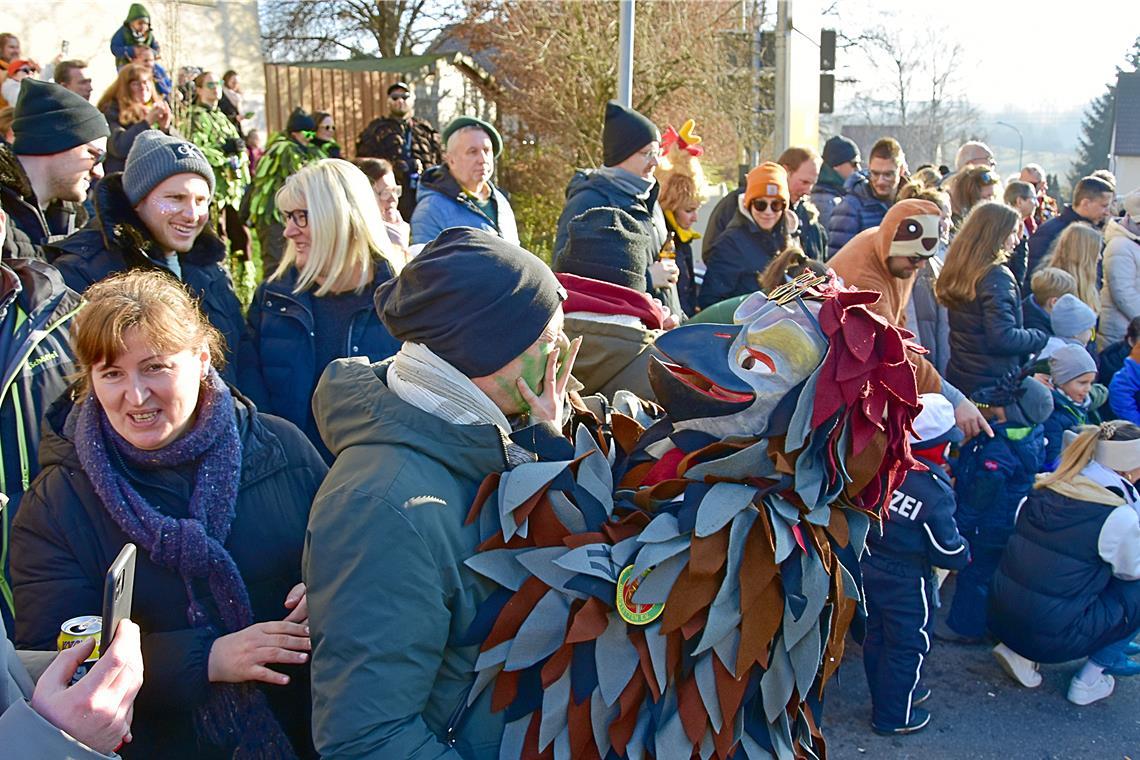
828;199;943;393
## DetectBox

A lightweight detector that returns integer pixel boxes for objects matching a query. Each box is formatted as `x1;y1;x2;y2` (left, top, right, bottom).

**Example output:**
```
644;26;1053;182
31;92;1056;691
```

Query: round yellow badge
615;564;665;625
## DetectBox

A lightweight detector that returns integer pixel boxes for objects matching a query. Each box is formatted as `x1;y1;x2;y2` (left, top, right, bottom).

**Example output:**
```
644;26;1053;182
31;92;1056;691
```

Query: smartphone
100;544;136;653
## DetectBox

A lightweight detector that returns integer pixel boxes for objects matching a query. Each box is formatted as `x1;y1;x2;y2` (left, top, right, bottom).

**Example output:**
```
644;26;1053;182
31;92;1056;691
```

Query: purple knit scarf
73;369;297;759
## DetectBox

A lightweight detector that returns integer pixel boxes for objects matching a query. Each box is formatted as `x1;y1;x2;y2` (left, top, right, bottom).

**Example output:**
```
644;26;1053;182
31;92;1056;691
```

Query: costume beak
648;323;755;420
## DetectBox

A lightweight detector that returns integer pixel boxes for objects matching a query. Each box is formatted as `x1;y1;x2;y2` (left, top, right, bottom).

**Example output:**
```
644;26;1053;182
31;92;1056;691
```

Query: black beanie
11;79;109;156
556;207;651;291
375;227;566;376
602;100;659;167
286;107;316;134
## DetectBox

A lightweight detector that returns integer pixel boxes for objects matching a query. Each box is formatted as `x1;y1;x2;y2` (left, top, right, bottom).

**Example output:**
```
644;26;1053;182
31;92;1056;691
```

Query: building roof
1114;72;1140;157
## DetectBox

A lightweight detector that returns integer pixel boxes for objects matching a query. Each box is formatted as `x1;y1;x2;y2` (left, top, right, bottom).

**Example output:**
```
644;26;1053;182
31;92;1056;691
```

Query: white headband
1095;438;1140;473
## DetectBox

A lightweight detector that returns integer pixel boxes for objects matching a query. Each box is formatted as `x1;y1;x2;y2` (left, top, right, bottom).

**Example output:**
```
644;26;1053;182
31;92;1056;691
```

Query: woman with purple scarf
10;271;328;759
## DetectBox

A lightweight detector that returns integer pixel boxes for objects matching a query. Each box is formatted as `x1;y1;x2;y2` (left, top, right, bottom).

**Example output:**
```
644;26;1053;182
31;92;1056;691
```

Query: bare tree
842;24;979;165
259;0;463;62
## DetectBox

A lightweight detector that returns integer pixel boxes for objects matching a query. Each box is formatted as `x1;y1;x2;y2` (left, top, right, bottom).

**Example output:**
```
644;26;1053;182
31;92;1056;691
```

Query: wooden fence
263;65;407;159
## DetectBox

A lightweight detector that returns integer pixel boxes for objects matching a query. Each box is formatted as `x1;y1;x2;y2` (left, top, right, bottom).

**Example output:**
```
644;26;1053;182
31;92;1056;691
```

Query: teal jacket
304;358;509;758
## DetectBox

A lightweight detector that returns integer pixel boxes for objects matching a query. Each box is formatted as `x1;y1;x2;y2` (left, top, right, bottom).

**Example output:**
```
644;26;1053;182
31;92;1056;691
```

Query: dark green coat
304;358;509;758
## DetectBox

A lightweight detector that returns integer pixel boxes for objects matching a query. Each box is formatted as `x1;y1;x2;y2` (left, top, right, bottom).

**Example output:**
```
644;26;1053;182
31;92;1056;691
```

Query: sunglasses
15;67;33;75
202;82;219;89
88;147;106;166
903;255;931;265
389;93;410;100
980;170;999;185
750;198;786;213
282;209;309;228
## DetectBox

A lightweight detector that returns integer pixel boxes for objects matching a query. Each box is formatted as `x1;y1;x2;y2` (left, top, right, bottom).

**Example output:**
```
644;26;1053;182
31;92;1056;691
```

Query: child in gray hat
1042;344;1108;469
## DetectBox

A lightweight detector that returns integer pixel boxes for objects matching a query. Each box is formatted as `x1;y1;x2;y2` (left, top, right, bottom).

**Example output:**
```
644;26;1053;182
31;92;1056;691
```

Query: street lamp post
995;120;1023;170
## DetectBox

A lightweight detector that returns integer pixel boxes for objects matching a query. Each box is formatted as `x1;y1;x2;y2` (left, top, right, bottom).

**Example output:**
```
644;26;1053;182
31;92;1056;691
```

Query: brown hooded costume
828;199;944;394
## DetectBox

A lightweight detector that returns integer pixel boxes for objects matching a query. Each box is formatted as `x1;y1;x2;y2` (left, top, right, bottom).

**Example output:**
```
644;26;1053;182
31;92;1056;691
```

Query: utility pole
995;120;1024;170
618;0;635;108
773;1;791;153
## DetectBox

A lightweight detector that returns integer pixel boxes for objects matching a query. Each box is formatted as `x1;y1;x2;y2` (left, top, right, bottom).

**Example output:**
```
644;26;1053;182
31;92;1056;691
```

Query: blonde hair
658;173;706;214
1029;266;1077;304
96;63;152;126
273;158;402;296
1036;422;1140;489
1043;222;1101;311
936;202;1019;309
72;270;225;398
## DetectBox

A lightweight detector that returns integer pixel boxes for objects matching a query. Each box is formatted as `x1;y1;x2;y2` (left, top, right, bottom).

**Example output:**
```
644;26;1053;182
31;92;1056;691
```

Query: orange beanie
744;162;790;207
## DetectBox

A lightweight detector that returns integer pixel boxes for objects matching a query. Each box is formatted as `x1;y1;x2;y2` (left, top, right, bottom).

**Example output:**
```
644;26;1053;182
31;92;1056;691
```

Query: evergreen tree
1070;36;1140;188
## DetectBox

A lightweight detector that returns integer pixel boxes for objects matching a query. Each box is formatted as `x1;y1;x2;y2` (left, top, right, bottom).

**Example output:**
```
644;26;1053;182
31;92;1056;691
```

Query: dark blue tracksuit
863;456;970;729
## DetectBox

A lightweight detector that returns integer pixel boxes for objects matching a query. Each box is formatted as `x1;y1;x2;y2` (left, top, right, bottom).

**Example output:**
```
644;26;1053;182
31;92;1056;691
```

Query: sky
822;1;1139;174
829;2;1140;113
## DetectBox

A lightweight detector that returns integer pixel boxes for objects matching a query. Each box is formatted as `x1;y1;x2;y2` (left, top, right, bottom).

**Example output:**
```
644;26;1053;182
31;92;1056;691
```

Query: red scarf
555;272;665;330
913;444;948;467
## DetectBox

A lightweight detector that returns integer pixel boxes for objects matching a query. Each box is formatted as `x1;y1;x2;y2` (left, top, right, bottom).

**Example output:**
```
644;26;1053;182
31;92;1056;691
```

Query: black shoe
912;685;931;705
872;708;931;736
934;626;983;645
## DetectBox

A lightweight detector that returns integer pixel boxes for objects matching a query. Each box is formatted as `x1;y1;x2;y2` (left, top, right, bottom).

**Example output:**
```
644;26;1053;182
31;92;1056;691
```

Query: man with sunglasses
356;81;443;220
0;79;107;260
827;136;907;258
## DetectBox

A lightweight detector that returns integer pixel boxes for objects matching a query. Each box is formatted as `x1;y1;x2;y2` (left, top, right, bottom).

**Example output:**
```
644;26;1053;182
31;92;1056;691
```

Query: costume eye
736;346;776;374
894;219;922;241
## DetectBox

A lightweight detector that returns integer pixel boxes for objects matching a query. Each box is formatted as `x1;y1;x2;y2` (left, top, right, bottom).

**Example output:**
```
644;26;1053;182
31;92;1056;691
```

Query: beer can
58;615;101;683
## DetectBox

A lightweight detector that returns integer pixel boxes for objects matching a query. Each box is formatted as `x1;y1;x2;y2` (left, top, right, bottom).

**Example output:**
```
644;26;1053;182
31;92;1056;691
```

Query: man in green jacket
304;227;580;758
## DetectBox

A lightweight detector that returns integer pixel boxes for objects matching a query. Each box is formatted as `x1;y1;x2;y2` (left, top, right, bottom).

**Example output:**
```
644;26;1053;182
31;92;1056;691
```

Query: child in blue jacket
864;393;970;735
941;373;1053;643
1109;343;1140;424
110;4;161;69
1042;344;1107;469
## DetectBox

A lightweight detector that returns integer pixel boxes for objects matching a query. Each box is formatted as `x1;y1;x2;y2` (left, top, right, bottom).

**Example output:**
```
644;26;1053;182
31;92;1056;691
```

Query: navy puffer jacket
825;173;890;258
989;485;1140;663
946;264;1048;397
237;264;401;461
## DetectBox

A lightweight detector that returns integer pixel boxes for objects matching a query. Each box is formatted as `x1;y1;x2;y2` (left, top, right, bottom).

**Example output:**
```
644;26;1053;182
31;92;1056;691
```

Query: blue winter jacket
410;165;519;246
989;484;1140;664
825;172;891;258
1042;385;1106;470
238;265;401;462
953;422;1045;546
810;163;846;236
1109;357;1140;425
553;169;663;262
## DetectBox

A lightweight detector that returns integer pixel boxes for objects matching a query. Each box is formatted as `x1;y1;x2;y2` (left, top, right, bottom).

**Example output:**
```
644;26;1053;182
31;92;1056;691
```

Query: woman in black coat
938;202;1049;396
12;271;327;759
699;162;795;310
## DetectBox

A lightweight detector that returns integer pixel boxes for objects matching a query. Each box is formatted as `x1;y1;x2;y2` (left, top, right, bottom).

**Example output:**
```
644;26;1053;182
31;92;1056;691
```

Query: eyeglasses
376;185;403;200
282;209;309;228
14;67;32;75
750;198;786;213
202;82;219;90
904;255;931;265
638;147;662;161
389;93;410;101
88;147;106;166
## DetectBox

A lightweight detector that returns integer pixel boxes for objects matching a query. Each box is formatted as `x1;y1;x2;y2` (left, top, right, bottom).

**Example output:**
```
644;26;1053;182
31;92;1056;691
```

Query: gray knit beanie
123;130;216;206
1049;293;1096;339
1049;343;1097;386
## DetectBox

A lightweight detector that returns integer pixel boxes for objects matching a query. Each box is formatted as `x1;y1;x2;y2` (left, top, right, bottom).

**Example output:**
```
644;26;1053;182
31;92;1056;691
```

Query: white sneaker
993;643;1042;688
1067;673;1115;705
